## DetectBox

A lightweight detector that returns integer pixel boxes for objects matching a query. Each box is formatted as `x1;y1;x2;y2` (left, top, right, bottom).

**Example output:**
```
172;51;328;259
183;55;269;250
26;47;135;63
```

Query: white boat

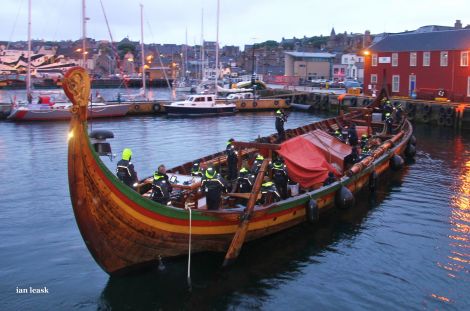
173;79;195;92
164;94;236;117
7;95;130;121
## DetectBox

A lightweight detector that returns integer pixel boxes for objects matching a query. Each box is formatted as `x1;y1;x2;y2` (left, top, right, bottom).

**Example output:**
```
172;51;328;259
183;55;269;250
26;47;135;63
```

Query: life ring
241;102;247;108
153;103;161;112
437;116;445;126
405;102;414;113
350;97;357;107
252;101;258;108
423;104;431;114
134;104;140;111
315;94;322;103
274;100;279;106
439;106;446;116
446;107;454;117
437;89;445;97
445;116;454;127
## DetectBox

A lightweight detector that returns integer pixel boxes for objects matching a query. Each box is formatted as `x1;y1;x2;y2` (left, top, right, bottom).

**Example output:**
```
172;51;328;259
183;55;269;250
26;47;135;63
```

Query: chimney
455;20;462;29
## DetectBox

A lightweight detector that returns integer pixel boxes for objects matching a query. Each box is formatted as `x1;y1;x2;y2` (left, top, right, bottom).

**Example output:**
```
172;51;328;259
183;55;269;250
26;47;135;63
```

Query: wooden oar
226;192;262;200
223;158;269;267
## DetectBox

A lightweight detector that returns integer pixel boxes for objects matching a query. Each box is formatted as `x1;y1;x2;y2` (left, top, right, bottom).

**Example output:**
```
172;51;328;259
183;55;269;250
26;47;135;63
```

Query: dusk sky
1;0;469;48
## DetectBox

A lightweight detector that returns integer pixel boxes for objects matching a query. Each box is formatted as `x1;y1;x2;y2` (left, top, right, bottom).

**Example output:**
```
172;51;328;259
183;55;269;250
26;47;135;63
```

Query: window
372;54;378;66
410;52;417;67
423;52;430;66
392;75;400;92
440;51;448;66
468;77;470;97
461;51;468;66
371;74;377;84
392;53;398;67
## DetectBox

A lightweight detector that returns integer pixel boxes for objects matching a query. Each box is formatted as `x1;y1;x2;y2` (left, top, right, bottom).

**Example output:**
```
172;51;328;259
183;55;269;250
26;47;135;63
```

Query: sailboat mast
26;0;32;96
140;4;146;97
215;0;219;93
82;0;87;69
200;8;204;81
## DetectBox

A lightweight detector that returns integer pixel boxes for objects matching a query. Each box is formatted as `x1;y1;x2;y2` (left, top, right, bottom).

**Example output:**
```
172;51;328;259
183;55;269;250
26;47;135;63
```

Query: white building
341;53;364;81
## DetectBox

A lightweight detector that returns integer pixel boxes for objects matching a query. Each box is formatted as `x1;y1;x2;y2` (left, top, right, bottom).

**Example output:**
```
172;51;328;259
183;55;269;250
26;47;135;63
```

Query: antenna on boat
140;3;147;100
214;0;220;95
26;0;32;101
82;0;88;70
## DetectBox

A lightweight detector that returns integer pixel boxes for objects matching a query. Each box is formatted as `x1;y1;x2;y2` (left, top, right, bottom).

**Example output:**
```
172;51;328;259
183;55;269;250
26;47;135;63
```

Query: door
409;75;416;97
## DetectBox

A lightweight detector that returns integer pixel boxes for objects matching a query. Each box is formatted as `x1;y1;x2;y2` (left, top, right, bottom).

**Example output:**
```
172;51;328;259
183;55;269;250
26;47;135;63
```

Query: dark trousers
227;164;237;181
277;127;285;143
206;196;221;210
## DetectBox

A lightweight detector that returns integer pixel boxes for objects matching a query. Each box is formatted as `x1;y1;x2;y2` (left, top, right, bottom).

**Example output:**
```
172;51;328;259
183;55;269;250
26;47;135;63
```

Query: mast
26;0;32;97
215;0;219;93
200;8;204;81
140;3;146;97
82;0;87;69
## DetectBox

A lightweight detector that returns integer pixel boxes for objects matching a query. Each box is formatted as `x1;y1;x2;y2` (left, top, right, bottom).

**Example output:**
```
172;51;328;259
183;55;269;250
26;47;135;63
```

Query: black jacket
201;174;227;199
236;172;255;193
151;173;172;203
116;159;138;187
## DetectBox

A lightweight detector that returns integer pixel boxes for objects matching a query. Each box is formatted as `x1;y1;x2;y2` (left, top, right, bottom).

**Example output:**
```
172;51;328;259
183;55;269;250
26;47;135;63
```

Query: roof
284;51;336;58
369;29;470;52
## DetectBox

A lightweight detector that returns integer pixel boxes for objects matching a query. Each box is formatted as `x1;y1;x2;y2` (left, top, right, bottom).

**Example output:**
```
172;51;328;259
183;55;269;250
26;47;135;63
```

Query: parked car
343;80;363;92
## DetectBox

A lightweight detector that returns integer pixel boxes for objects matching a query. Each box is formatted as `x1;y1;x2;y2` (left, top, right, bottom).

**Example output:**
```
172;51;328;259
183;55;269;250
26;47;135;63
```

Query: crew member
225;138;238;181
260;177;281;205
190;162;203;177
235;167;255;193
347;124;358;146
151;164;172;205
383;100;393;120
385;112;393;134
344;146;360;169
271;158;289;199
251;153;265;175
201;167;227;210
360;134;369;149
323;171;337;186
275;109;287;143
116;148;138;188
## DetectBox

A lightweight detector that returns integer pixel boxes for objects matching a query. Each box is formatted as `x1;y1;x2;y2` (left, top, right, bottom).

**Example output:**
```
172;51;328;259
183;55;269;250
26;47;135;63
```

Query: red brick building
363;29;470;102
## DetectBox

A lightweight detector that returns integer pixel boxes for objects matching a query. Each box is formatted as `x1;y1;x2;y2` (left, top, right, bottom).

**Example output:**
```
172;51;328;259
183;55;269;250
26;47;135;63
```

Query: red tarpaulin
302;130;352;171
278;135;343;188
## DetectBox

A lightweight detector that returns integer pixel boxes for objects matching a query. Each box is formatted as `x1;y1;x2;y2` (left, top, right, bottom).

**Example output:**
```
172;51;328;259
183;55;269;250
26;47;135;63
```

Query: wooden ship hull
65;67;414;275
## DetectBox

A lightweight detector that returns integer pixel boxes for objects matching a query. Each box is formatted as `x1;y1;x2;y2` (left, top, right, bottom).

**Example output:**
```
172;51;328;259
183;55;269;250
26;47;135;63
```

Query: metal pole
215;0;219;93
82;0;87;69
200;8;204;81
26;0;32;97
140;3;146;97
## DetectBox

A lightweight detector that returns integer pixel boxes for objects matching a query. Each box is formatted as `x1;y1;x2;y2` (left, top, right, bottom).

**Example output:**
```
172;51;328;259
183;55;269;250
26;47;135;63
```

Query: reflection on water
0;114;469;310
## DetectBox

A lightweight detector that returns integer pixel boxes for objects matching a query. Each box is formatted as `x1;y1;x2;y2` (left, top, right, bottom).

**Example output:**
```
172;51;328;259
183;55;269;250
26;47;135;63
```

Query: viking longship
65;67;415;275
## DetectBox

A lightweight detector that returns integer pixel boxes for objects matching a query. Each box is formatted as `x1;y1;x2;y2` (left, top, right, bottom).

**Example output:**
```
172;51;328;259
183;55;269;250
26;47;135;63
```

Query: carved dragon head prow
63;67;91;121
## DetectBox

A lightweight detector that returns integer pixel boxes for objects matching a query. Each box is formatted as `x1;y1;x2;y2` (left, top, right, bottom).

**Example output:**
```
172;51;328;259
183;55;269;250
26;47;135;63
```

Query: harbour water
0;94;469;310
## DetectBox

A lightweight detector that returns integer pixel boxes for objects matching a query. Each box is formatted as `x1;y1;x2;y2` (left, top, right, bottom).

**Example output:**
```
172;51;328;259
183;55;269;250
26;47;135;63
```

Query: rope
144;14;175;99
186;202;192;291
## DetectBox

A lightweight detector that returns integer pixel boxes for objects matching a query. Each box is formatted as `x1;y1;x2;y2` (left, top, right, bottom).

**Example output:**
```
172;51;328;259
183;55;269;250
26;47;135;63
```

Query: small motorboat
164;94;237;117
